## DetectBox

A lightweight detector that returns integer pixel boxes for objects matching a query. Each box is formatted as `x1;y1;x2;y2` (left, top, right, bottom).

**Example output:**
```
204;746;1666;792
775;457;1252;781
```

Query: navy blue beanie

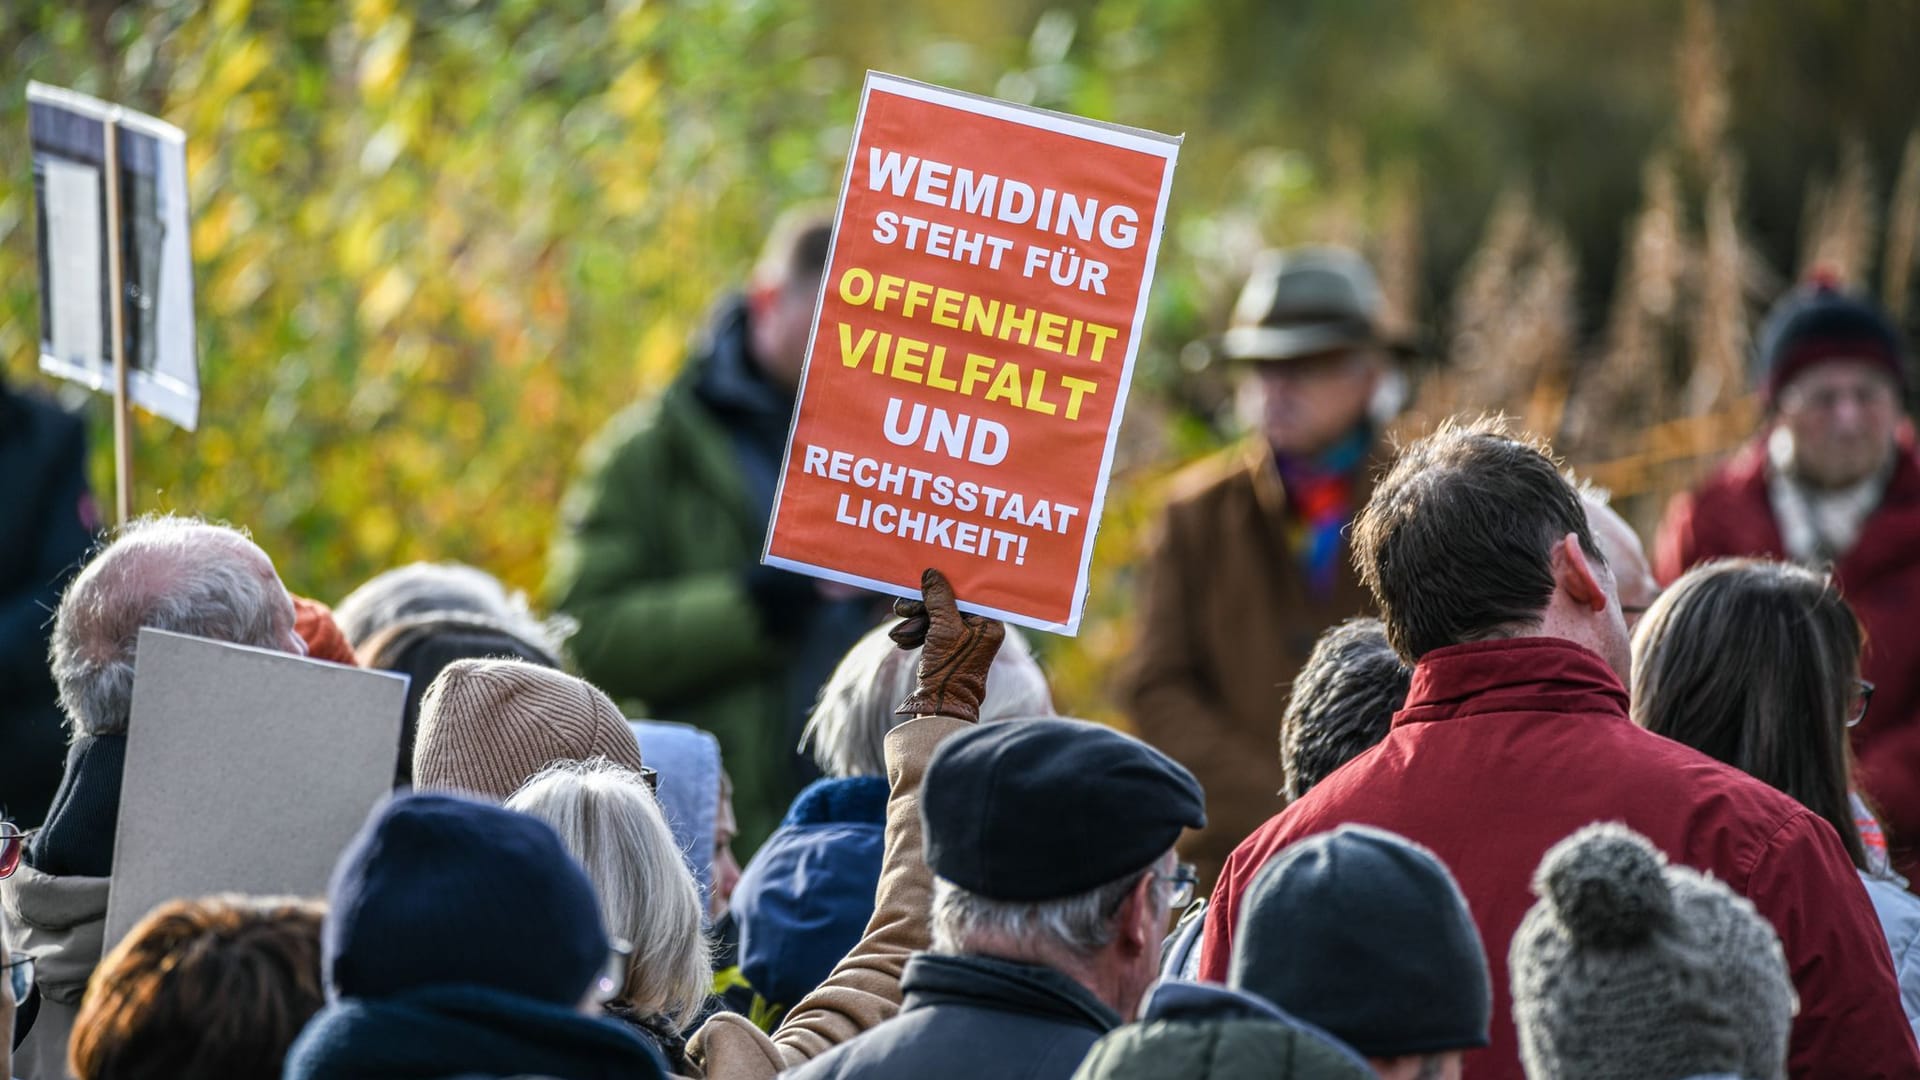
1232;825;1491;1059
323;792;608;1005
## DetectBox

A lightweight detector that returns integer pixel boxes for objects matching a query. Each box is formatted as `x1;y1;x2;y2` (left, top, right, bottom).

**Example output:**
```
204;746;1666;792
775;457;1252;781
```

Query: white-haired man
0;515;302;1080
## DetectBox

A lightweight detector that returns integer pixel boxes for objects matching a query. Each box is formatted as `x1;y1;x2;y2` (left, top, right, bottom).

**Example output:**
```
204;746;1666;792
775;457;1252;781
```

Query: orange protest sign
764;73;1179;634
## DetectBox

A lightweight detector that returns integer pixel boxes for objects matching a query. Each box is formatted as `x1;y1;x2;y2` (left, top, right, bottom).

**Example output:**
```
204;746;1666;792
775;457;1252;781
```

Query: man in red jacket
1655;277;1920;879
1199;418;1920;1079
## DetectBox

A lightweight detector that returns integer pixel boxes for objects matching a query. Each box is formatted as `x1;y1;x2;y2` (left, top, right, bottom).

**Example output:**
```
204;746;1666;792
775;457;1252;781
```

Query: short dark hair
70;896;325;1080
754;209;833;292
1631;558;1869;871
1282;618;1412;801
1352;417;1604;661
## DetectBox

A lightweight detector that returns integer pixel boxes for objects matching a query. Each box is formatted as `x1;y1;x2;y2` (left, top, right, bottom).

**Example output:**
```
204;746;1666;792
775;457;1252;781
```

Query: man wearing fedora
1124;246;1401;890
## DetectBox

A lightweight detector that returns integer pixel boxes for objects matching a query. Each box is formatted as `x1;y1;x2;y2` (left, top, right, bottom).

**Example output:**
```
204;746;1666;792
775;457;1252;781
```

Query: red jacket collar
1396;637;1630;728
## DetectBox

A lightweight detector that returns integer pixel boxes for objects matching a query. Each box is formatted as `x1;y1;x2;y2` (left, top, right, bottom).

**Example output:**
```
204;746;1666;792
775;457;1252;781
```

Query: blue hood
629;721;722;910
731;776;887;1005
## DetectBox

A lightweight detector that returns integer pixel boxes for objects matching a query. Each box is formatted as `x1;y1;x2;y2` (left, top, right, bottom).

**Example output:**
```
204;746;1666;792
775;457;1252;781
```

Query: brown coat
687;713;964;1079
1123;440;1378;889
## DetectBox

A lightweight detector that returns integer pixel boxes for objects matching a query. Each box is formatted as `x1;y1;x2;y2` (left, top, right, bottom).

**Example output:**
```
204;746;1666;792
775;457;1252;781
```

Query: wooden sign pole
101;111;132;526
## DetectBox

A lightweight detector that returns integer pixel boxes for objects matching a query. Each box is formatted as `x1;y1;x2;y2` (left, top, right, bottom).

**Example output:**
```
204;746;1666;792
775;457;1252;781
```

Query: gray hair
1282;618;1412;802
930;854;1170;960
333;562;556;653
50;515;295;737
803;621;1055;778
506;759;710;1026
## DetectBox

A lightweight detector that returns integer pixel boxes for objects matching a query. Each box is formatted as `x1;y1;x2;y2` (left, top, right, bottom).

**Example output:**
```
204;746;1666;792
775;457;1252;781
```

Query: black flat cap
921;718;1206;902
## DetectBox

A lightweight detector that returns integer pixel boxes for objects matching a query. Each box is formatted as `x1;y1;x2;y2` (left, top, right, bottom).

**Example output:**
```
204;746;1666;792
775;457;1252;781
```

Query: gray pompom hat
1509;823;1797;1080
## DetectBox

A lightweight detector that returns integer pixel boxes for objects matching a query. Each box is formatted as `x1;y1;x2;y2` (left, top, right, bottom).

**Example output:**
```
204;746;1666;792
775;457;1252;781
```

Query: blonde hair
506;759;709;1025
802;621;1055;778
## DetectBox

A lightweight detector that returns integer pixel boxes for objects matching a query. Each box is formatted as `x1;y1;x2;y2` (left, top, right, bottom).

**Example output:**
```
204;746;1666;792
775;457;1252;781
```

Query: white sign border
762;71;1181;636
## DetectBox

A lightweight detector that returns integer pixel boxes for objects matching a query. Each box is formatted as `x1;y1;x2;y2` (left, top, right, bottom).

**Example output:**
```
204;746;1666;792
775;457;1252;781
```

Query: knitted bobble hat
411;659;646;801
1510;823;1797;1080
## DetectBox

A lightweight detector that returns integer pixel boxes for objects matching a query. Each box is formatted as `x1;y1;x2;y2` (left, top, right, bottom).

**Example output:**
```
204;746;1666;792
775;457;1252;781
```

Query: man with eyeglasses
782;717;1206;1080
1657;274;1920;880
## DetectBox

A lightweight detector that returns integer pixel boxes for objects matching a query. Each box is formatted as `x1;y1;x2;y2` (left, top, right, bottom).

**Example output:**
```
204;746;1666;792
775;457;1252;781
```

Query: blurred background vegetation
3;0;1918;722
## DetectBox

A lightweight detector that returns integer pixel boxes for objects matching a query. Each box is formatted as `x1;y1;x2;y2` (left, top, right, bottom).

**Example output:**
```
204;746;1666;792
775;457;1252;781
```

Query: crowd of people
2;217;1920;1080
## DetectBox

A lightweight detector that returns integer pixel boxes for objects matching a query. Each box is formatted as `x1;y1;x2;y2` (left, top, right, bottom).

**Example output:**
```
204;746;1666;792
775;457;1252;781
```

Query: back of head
411;658;646;800
69;895;324;1080
1281;618;1411;801
1352;418;1602;662
324;792;606;1005
506;760;709;1026
51;515;296;737
1629;558;1867;870
333;562;540;651
1510;823;1795;1080
1230;825;1490;1060
358;616;562;786
803;620;1055;778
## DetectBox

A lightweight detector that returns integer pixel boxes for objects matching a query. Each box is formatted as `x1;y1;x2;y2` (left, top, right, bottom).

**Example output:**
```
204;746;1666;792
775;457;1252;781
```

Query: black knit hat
1755;274;1908;407
323;792;608;1005
1231;825;1491;1058
921;718;1205;902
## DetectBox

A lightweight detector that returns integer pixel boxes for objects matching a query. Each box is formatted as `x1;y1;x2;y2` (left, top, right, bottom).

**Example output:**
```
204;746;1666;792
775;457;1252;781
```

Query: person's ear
1116;874;1159;955
1553;533;1609;613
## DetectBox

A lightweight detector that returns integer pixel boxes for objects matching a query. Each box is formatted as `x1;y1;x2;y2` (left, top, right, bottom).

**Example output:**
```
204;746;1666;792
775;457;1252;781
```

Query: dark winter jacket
282;983;668;1080
1200;637;1920;1080
1656;436;1920;882
0;384;96;828
548;298;877;852
1071;981;1372;1080
732;776;887;1015
778;953;1121;1080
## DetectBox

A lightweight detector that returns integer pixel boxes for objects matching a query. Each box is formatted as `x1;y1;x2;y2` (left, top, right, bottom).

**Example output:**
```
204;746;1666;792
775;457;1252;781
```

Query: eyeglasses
1849;680;1876;728
1157;863;1199;910
638;767;659;794
590;937;633;1005
1;821;22;878
3;953;33;1002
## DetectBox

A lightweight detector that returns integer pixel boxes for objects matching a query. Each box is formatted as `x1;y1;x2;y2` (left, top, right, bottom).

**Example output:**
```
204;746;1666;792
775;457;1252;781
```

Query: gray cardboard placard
104;629;408;950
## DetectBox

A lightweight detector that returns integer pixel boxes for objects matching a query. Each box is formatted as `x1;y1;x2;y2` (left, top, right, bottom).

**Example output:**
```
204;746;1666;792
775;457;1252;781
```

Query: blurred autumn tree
2;0;1917;721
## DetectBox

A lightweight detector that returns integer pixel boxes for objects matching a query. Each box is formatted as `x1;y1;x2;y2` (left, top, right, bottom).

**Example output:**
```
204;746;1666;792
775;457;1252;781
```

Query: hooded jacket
778;953;1123;1080
549;298;877;853
1071;981;1373;1080
631;721;723;908
1199;637;1920;1080
283;983;668;1080
0;862;108;1080
731;775;887;1014
1656;437;1920;882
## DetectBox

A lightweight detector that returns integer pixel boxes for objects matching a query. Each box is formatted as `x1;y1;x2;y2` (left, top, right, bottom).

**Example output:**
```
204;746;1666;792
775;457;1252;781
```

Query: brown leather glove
889;567;1005;722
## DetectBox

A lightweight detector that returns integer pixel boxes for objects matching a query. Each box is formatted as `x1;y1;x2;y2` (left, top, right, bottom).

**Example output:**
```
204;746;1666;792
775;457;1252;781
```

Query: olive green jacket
548;365;795;851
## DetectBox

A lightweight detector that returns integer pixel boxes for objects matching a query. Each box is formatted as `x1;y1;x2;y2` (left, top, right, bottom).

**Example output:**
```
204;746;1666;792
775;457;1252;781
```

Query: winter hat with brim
324;792;607;1005
1756;275;1908;408
412;659;646;801
1220;246;1407;364
1509;822;1797;1080
921;718;1205;902
1231;825;1490;1059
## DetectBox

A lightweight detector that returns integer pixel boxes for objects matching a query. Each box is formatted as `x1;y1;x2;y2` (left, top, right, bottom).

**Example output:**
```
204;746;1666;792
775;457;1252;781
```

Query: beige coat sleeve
689;713;966;1079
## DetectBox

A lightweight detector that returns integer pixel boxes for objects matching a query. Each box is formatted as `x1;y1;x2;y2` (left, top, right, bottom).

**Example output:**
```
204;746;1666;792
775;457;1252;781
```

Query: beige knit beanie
411;658;646;800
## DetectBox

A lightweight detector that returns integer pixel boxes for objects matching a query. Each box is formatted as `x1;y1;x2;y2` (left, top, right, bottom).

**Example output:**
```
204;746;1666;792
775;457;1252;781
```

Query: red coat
1197;638;1920;1080
1656;438;1920;880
